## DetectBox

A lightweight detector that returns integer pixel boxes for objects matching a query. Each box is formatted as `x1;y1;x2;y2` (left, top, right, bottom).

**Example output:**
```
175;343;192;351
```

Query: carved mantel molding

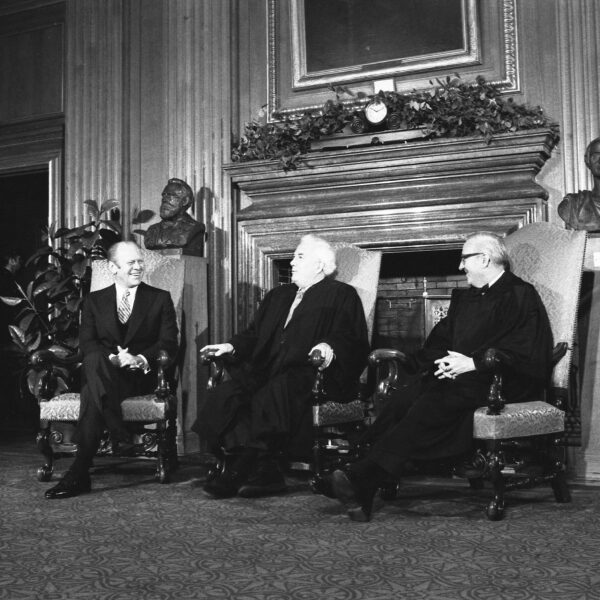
224;129;557;325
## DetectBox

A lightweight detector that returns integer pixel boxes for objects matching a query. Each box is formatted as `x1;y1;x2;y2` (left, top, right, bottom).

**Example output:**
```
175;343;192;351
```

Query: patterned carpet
2;434;600;600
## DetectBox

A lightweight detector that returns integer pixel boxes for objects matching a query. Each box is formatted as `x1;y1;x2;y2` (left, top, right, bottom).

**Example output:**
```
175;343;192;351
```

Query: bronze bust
558;137;600;232
144;178;205;256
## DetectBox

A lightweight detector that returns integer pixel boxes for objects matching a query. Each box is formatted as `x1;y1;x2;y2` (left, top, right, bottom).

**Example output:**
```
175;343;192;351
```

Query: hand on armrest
200;343;234;363
308;343;334;370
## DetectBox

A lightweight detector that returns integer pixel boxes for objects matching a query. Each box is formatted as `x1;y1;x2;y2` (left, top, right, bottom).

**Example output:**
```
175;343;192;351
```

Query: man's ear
108;261;118;274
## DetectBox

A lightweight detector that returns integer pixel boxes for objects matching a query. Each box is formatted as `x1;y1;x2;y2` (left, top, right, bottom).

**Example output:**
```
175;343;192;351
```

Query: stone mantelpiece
225;129;557;326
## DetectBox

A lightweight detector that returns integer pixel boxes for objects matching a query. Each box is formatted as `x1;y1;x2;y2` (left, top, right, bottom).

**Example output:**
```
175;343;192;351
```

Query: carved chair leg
548;434;571;503
154;422;171;484
165;409;179;471
551;470;571;503
36;422;54;482
485;441;506;521
309;429;329;495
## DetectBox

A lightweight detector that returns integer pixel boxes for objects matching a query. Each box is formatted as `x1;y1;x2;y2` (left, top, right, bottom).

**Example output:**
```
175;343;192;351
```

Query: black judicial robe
366;270;553;475
196;277;369;454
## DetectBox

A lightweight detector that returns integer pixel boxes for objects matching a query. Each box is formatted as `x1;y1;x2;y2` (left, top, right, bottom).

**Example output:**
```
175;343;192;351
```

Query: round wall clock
364;100;388;125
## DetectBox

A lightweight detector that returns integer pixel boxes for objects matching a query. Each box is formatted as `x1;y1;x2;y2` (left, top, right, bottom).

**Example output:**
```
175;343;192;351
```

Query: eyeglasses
460;252;484;262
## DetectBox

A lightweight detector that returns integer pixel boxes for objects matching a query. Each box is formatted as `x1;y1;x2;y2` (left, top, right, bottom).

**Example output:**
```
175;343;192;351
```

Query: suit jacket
80;282;178;364
78;282;178;416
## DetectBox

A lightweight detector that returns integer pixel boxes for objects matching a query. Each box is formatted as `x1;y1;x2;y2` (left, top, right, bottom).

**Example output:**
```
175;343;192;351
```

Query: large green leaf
0;296;22;306
8;325;28;353
100;199;120;214
84;199;100;220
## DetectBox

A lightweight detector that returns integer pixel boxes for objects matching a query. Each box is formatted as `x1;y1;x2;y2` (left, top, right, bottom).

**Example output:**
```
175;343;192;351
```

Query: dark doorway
0;170;49;433
0;170;49;260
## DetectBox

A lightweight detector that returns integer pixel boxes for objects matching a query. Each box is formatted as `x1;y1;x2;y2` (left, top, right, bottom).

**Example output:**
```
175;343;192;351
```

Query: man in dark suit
196;234;369;499
329;232;553;521
45;241;179;499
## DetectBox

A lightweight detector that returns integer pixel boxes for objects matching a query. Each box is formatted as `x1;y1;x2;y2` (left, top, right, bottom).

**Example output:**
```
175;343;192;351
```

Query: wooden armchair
369;223;587;520
33;249;184;483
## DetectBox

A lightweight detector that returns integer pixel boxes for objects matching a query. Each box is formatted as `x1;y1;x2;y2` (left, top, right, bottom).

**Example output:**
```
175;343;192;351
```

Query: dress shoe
45;471;91;500
113;441;138;457
331;468;379;522
203;469;248;498
238;459;287;498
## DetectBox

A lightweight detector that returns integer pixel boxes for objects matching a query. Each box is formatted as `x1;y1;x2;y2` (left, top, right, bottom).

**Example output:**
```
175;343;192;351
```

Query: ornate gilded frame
268;0;520;120
290;0;480;90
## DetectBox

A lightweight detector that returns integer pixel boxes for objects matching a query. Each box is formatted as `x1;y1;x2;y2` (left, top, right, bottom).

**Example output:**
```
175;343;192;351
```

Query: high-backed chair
308;244;381;492
369;223;586;520
202;244;382;489
33;249;185;483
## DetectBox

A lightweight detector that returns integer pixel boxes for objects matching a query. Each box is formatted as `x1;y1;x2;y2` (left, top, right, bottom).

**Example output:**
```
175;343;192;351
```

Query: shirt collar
115;283;140;304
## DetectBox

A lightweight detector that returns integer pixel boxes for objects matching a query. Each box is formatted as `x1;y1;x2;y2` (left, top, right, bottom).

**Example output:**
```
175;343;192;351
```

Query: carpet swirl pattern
1;442;600;600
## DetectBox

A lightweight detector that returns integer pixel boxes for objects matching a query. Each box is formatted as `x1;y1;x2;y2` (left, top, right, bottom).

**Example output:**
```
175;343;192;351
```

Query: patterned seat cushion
473;401;564;439
39;393;167;422
314;399;364;426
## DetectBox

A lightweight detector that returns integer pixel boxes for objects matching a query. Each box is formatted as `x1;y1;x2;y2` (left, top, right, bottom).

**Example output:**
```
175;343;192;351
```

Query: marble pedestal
155;251;209;454
570;234;600;482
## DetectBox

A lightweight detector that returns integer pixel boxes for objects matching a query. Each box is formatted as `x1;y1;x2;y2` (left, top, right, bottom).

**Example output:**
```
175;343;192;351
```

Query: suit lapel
102;285;121;343
124;282;149;345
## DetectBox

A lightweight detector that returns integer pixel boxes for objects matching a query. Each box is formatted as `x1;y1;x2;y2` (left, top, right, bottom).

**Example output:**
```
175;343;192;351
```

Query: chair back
332;244;382;341
90;249;185;327
505;223;587;391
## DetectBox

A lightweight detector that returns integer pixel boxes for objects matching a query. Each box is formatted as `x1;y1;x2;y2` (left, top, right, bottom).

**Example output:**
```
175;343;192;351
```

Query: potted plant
0;200;128;398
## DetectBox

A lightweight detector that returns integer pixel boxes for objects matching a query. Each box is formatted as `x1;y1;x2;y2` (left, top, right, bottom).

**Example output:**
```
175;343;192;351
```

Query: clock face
364;101;388;125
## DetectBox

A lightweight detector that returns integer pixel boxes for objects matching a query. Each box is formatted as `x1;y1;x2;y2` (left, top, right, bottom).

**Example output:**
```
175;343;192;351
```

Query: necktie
118;290;131;323
284;288;305;327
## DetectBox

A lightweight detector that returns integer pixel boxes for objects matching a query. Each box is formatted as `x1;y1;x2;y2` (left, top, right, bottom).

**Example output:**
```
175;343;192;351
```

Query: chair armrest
29;348;82;401
368;348;408;401
482;348;508;415
153;349;173;402
199;349;226;390
30;348;82;369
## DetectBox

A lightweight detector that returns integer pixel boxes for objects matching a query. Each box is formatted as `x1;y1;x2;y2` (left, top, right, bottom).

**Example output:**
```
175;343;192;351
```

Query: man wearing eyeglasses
328;231;553;522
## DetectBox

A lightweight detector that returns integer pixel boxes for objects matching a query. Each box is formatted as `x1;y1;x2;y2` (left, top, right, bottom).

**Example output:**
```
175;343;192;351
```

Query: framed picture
291;0;479;90
268;0;520;119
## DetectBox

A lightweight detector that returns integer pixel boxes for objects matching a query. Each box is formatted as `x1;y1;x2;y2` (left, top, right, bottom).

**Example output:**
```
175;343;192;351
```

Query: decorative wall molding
0;115;63;227
225;129;556;326
557;0;600;196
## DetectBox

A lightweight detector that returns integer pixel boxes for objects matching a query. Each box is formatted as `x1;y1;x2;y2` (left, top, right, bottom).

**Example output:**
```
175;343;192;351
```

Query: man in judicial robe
197;234;369;499
330;231;553;521
45;241;178;499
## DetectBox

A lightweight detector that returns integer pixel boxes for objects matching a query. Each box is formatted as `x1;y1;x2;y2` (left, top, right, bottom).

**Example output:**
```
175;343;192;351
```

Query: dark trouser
70;351;150;476
196;368;313;459
366;376;489;478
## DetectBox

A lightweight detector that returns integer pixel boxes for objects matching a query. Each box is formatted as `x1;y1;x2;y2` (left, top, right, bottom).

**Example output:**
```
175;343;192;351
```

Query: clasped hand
110;346;144;370
433;350;475;380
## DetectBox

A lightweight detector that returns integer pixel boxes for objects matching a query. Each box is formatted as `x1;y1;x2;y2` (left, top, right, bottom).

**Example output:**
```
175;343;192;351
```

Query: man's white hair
465;232;509;268
298;234;337;276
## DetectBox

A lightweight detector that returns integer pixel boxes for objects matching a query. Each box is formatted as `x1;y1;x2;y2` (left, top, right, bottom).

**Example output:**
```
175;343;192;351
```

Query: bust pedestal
154;249;209;454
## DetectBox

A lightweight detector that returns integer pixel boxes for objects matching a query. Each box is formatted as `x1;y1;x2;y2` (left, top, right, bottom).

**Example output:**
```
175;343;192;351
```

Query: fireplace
225;129;556;327
222;128;583;441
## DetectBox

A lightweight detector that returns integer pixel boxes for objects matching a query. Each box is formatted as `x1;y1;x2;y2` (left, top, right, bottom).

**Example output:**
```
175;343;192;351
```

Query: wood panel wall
0;1;64;125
